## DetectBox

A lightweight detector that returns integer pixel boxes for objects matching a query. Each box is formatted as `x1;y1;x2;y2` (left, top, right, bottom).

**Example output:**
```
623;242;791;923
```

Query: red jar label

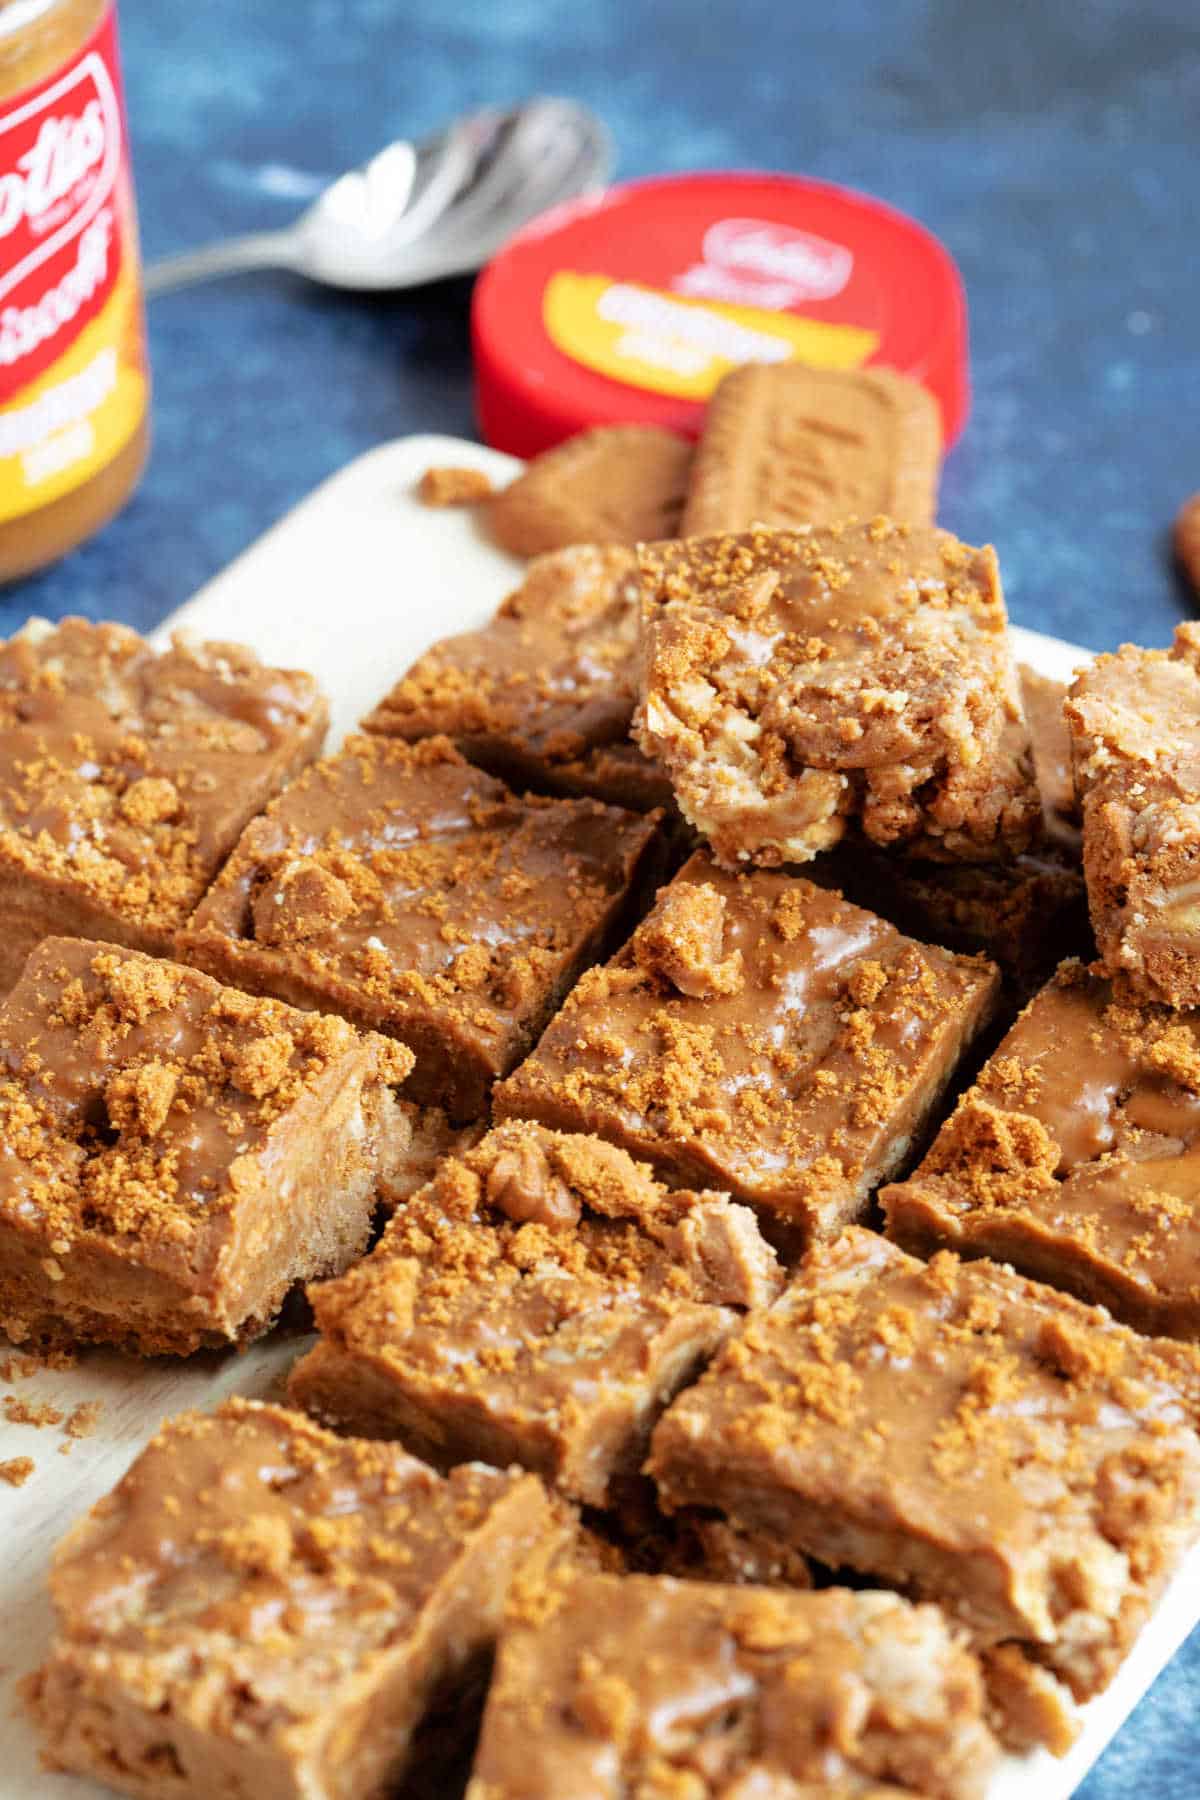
0;4;147;522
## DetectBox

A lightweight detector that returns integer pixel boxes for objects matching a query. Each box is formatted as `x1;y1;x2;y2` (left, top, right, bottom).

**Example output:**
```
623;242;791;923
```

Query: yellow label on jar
0;241;145;524
543;271;879;401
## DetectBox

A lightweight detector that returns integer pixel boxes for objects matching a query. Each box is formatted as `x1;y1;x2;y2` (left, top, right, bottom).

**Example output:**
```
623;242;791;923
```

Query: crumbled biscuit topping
884;961;1200;1315
650;1228;1200;1660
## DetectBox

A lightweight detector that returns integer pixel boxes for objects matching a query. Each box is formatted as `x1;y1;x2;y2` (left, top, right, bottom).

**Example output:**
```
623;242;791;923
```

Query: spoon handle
143;229;301;298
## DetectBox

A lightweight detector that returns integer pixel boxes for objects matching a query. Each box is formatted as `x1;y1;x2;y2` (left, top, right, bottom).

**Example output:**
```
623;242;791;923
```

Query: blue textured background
5;3;1200;1790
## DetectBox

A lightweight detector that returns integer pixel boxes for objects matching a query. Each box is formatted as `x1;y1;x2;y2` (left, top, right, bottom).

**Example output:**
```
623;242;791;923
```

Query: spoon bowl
144;98;612;298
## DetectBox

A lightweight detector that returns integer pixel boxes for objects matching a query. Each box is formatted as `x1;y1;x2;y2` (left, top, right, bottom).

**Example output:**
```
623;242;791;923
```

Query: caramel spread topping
0;937;409;1251
650;1229;1200;1656
0;619;326;934
635;519;1039;868
362;547;670;809
497;852;998;1240
884;960;1200;1322
473;1570;997;1799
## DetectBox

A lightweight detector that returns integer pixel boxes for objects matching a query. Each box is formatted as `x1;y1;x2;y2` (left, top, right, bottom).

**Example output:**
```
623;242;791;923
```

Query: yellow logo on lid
544;271;879;402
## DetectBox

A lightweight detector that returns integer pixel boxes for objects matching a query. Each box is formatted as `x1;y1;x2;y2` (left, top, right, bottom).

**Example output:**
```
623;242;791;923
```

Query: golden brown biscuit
681;360;941;534
488;425;693;557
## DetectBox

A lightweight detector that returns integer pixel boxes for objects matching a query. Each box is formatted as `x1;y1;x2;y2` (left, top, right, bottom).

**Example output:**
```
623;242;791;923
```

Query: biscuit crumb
106;1060;178;1137
633;883;743;999
228;1032;294;1099
119;775;180;827
3;1396;63;1429
253;857;356;946
418;465;495;507
0;1456;34;1487
63;1400;103;1441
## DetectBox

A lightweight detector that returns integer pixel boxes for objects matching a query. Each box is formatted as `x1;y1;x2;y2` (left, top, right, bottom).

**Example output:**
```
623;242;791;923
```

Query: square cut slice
635;520;1040;868
289;1120;781;1506
495;853;999;1251
0;938;413;1355
882;960;1200;1336
0;617;327;990
360;545;672;811
1067;625;1200;1006
466;1571;998;1800
648;1228;1200;1709
179;734;665;1122
26;1398;552;1800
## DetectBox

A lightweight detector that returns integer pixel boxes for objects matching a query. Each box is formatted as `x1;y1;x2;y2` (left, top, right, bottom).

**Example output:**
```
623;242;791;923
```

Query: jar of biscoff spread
0;0;148;581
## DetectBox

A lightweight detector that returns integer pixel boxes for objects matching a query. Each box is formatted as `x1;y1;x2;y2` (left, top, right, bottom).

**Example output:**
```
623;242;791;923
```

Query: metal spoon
144;97;612;298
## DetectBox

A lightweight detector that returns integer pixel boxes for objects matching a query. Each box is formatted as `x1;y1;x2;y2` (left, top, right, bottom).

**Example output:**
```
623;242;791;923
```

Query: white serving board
0;433;1193;1800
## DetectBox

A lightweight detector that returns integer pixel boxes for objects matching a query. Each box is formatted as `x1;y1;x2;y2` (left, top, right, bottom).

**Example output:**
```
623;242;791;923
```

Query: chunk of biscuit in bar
681;361;941;536
467;1570;999;1800
1067;626;1200;1006
496;852;999;1253
488;425;693;558
882;959;1200;1336
636;520;1041;868
360;546;672;811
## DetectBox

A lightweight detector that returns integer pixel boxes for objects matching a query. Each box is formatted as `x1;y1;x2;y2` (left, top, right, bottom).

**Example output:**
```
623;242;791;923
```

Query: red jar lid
473;170;969;458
